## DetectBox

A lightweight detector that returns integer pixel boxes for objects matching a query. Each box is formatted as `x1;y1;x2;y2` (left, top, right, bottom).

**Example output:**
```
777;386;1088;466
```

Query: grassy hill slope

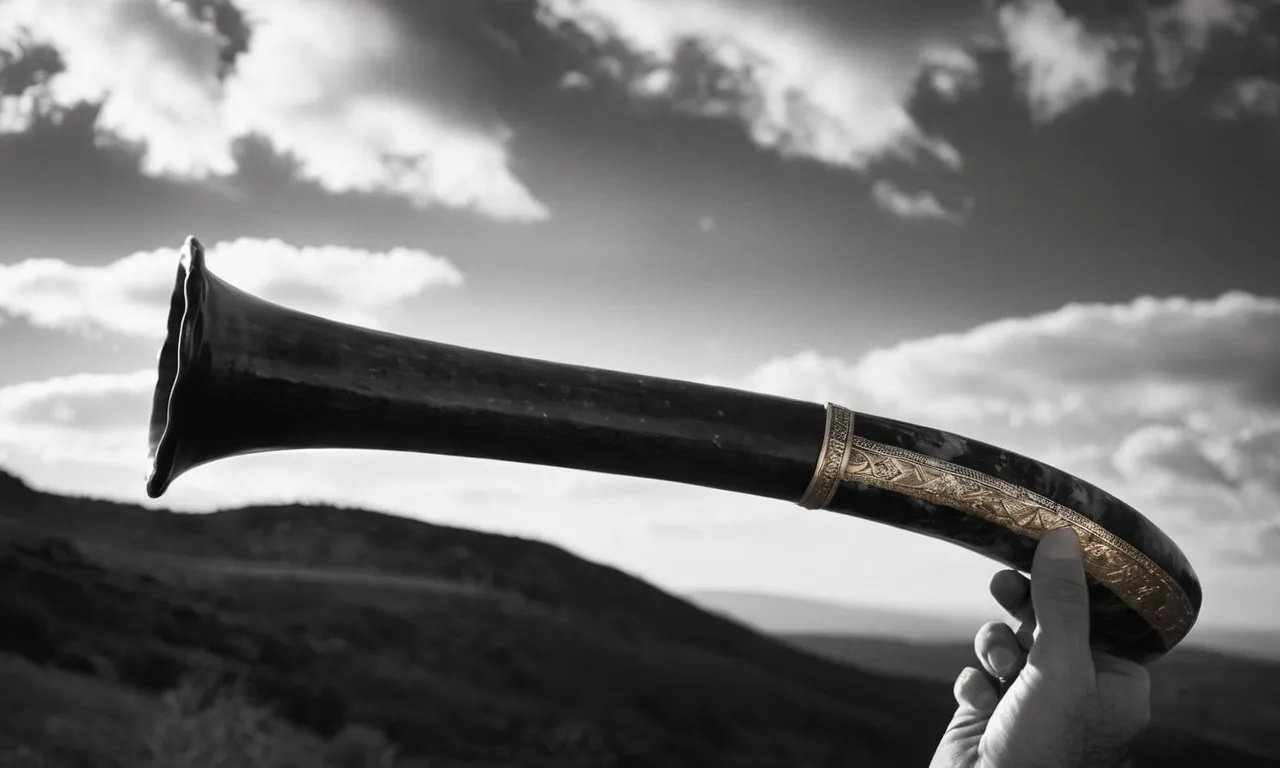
0;469;1274;766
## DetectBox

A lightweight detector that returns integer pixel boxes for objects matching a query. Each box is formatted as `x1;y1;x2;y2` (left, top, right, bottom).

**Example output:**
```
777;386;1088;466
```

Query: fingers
930;667;995;768
973;620;1025;681
953;665;1000;715
1028;527;1091;667
989;569;1035;651
989;570;1030;620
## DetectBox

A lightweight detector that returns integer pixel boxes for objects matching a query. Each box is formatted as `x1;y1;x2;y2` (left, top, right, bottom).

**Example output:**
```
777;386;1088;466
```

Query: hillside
0;469;1275;766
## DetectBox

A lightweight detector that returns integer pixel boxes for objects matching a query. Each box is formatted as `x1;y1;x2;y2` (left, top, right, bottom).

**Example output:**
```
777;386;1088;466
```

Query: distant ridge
689;589;1280;663
687;590;988;643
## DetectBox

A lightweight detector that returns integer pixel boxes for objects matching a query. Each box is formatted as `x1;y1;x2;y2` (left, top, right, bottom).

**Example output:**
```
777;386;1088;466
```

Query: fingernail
988;646;1018;676
1042;528;1081;561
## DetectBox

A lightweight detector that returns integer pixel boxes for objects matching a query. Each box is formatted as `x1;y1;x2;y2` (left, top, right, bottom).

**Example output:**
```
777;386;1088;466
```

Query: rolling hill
0;468;1275;766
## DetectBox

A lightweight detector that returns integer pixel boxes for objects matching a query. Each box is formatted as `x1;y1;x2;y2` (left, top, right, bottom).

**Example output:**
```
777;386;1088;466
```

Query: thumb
1028;527;1091;670
930;667;998;768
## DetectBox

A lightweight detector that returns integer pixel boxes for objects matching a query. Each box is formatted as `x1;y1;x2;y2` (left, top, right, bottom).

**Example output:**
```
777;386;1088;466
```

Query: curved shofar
147;236;1201;663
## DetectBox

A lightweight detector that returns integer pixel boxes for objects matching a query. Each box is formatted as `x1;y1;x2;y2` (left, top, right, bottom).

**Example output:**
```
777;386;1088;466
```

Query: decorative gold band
798;402;1194;649
798;403;853;509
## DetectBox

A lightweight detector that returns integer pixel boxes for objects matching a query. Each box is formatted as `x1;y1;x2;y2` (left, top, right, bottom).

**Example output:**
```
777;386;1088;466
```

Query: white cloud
0;82;47;133
0;238;463;338
534;0;967;173
0;371;153;465
871;180;968;223
1148;0;1262;86
1214;76;1280;119
0;0;547;220
998;0;1138;122
998;0;1276;120
559;70;592;91
722;292;1280;562
920;43;983;103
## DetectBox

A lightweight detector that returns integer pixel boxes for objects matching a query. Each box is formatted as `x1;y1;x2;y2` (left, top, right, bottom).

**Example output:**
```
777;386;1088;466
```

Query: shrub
142;668;322;768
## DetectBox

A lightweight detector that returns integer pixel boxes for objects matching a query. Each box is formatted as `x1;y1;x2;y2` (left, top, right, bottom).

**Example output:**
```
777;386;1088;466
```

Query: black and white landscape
2;0;1279;766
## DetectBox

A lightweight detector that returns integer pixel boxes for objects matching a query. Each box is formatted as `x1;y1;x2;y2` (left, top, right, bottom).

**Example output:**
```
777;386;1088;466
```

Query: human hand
930;527;1151;768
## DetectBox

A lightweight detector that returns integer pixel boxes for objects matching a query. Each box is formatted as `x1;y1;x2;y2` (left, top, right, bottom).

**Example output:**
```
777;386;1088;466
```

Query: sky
1;0;1278;637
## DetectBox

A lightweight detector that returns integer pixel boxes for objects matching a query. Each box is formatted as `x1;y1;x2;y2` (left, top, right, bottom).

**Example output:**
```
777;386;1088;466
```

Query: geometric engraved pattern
804;403;1195;649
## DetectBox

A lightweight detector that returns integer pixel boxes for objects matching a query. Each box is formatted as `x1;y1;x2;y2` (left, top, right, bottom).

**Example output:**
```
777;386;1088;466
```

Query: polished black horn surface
147;235;1201;662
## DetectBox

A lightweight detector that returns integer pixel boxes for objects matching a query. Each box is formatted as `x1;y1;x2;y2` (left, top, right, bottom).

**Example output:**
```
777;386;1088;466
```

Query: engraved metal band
798;403;853;509
797;401;1194;649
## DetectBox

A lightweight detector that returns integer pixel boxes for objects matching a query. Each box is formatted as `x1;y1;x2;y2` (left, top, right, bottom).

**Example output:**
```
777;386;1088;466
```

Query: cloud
720;292;1280;563
0;238;463;338
1247;525;1280;562
1112;424;1236;489
1214;76;1280;118
0;371;154;465
534;0;971;174
0;0;547;220
871;180;968;223
535;0;1273;163
998;0;1139;122
996;0;1280;121
919;43;984;104
530;0;1274;221
1147;0;1264;87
